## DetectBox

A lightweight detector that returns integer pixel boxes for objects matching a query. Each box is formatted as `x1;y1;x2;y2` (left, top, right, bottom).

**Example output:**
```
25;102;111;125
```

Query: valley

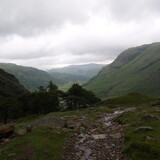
0;43;160;160
1;0;160;159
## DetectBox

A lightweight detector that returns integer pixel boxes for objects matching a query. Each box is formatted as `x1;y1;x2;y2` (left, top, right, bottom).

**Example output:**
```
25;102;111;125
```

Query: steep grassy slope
85;43;160;98
0;69;28;99
48;63;105;78
101;93;156;107
0;63;57;91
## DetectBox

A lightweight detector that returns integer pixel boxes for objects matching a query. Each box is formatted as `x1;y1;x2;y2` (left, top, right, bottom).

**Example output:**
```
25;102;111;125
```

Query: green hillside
0;63;58;91
0;69;28;99
101;92;156;107
0;63;103;91
85;42;160;98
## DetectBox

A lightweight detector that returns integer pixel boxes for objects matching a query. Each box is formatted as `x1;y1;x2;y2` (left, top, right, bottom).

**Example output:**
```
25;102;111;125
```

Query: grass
0;94;159;160
114;105;160;160
0;105;112;160
0;128;70;160
100;92;157;108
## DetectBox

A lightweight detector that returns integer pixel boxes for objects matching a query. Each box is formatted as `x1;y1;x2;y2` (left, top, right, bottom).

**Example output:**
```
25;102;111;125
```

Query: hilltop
0;69;28;99
0;63;104;91
85;43;160;98
0;63;56;91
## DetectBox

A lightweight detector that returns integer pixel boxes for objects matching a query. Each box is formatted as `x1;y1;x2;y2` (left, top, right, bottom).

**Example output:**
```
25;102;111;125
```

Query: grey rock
135;126;153;132
110;133;122;139
92;134;106;140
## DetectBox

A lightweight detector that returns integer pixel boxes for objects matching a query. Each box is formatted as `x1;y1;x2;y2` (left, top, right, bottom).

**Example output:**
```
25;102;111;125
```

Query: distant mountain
0;63;58;91
48;63;105;79
0;69;28;99
49;72;88;85
85;42;160;98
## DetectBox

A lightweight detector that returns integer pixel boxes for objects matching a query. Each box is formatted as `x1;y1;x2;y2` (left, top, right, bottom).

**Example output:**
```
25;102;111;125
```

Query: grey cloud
0;0;94;36
97;0;160;22
0;0;160;69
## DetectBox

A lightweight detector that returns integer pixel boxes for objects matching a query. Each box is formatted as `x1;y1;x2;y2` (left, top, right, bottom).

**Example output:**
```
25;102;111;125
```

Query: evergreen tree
66;83;101;109
47;81;58;92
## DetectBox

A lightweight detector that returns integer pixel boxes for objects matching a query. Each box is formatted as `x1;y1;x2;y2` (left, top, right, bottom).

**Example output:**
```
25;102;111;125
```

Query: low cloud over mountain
0;0;160;69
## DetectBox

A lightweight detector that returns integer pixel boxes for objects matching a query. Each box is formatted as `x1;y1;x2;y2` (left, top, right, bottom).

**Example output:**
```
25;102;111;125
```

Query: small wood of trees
0;81;101;123
65;83;101;110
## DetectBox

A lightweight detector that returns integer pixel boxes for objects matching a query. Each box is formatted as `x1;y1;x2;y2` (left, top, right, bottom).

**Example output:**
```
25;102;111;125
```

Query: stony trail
61;108;134;160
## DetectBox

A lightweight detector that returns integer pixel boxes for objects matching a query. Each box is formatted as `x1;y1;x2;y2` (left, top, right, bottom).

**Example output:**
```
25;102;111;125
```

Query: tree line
0;81;101;124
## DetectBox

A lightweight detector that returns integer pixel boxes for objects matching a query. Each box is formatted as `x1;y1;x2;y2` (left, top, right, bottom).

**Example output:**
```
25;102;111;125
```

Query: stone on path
92;134;106;140
110;133;122;139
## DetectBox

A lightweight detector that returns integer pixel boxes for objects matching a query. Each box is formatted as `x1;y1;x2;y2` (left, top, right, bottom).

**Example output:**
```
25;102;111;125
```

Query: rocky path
61;108;134;160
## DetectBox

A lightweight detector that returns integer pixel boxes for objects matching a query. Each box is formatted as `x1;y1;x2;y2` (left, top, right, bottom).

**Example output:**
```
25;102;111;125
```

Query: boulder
0;125;15;139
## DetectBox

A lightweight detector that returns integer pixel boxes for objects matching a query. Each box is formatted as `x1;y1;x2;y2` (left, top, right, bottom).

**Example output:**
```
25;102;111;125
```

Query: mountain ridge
48;63;105;79
85;42;160;98
0;63;54;91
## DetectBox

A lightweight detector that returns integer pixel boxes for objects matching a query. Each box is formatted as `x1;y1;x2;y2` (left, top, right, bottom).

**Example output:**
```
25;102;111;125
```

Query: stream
61;108;135;160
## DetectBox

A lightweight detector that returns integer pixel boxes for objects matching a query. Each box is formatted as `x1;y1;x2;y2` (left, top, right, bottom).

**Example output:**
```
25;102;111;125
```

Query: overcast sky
0;0;160;69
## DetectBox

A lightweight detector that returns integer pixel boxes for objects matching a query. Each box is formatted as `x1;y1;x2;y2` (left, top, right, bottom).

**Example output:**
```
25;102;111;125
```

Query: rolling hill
85;42;160;98
0;63;103;91
0;69;28;99
48;63;105;79
0;63;56;91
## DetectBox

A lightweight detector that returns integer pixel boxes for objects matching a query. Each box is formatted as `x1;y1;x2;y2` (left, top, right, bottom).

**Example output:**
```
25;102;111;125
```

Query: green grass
101;92;157;107
0;128;70;160
0;94;159;160
0;106;113;160
114;105;160;160
0;63;55;91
